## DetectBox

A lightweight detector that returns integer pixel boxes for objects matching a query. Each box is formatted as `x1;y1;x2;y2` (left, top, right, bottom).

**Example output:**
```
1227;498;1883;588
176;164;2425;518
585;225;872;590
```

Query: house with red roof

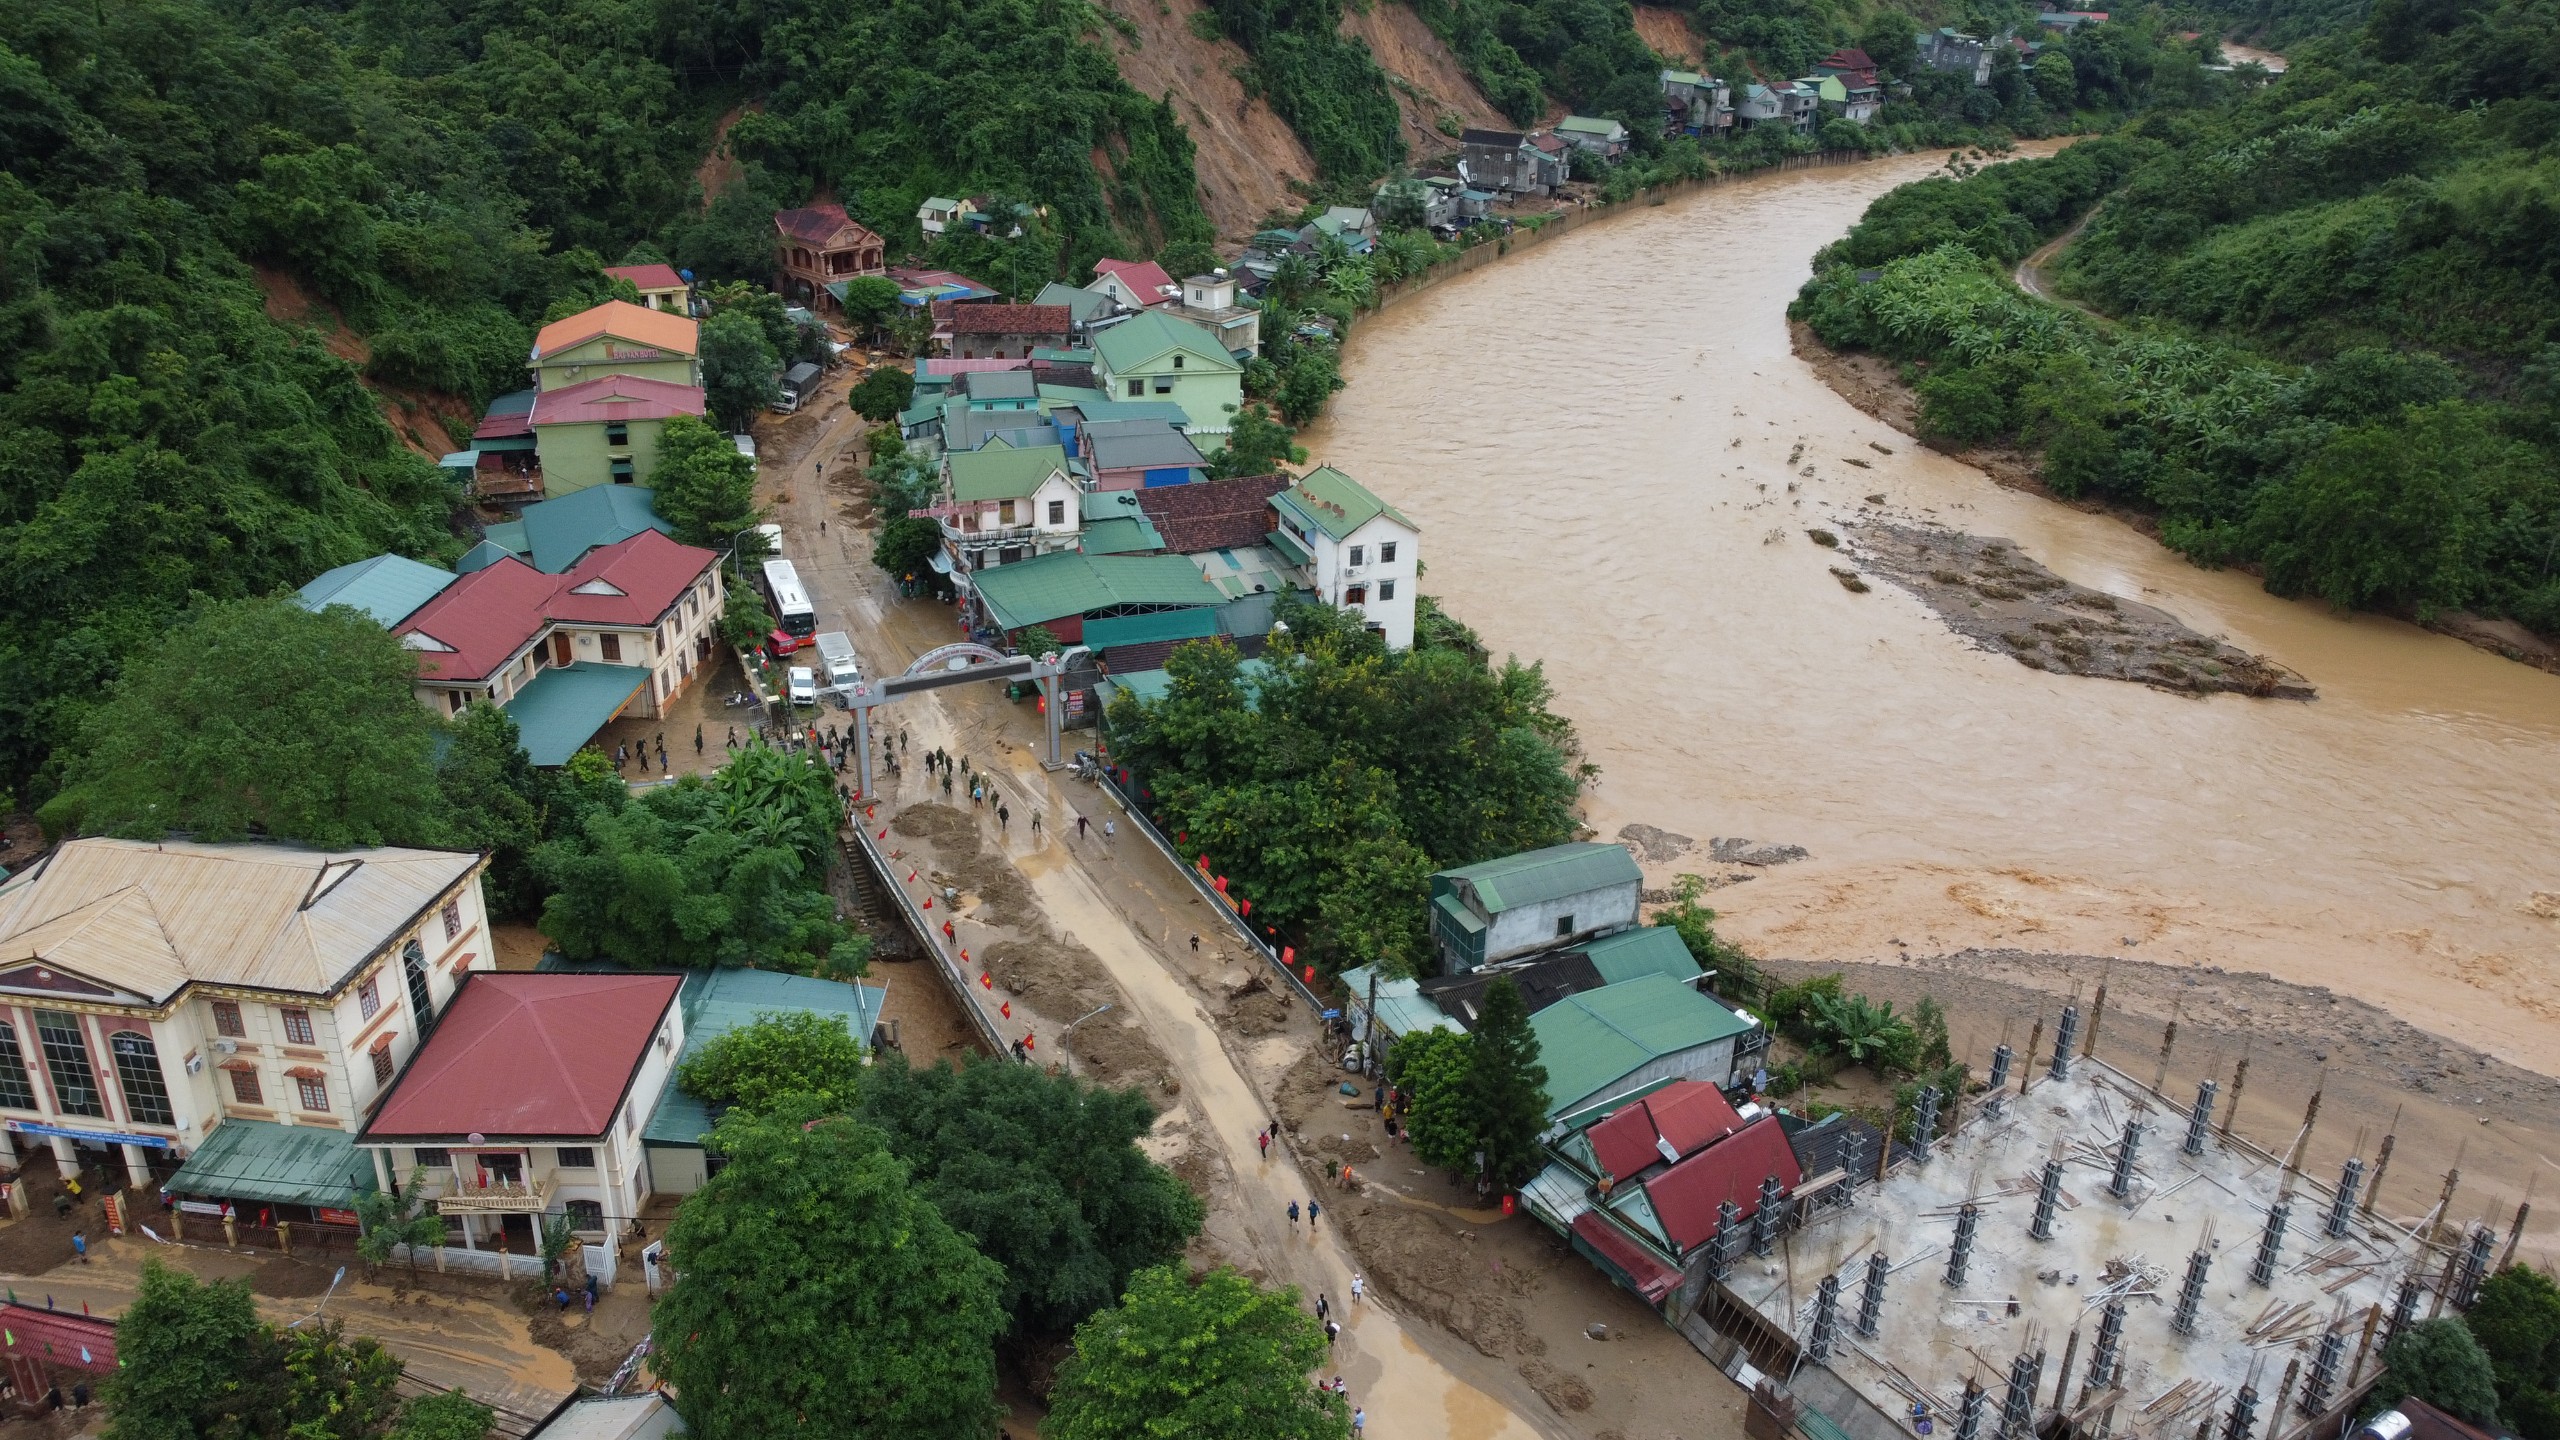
529;374;708;496
774;204;887;316
395;529;725;764
937;302;1074;359
358;971;685;1269
603;262;691;314
1088;258;1179;313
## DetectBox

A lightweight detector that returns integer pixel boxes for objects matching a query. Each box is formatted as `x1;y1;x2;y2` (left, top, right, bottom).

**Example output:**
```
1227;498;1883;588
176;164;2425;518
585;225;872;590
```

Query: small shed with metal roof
1428;841;1642;972
1529;974;1758;1118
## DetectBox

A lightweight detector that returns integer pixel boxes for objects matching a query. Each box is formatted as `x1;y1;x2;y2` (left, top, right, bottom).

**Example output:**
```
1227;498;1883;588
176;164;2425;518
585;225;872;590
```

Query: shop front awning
503;663;647;766
166;1119;372;1208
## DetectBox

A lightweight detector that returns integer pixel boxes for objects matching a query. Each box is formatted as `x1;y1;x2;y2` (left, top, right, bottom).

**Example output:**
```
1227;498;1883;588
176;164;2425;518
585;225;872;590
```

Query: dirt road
749;370;1596;1440
2012;199;2101;306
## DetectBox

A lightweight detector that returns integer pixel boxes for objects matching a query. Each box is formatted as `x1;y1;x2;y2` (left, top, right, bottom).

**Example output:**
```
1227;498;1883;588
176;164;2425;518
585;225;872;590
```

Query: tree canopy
679;1010;869;1116
853;1054;1206;1339
105;1260;407;1440
849;368;916;423
45;598;448;849
700;311;782;432
1467;978;1551;1186
650;414;764;546
650;1103;1008;1440
2378;1318;2503;1427
1047;1265;1350;1440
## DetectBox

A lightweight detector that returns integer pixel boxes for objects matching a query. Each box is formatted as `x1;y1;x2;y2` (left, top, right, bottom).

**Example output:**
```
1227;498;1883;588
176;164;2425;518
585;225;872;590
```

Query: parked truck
771;361;825;414
812;631;863;690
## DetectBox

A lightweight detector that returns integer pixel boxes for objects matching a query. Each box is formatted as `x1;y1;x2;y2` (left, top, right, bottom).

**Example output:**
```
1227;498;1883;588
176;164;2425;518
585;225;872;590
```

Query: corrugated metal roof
503;664;649;767
1274;466;1414;542
970;551;1222;631
1521;1160;1593;1232
166;1118;373;1206
1570;1210;1682;1302
947;444;1069;502
298;555;457;629
518;485;673;574
1078;516;1164;555
1439;842;1640;914
1091;311;1238;376
1340;966;1462;1040
533;300;697;361
1530;975;1753;1116
0;838;481;1001
1085;609;1216;648
1581;926;1702;986
363;972;684;1140
644;970;886;1147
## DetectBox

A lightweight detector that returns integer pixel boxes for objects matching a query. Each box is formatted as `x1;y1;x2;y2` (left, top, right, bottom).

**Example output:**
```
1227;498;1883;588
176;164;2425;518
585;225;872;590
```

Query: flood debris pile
1847;522;2314;699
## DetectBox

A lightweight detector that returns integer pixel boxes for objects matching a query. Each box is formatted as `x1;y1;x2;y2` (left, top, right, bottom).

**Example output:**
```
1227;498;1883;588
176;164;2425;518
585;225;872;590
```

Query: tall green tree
388;1391;496;1440
1466;978;1550;1187
105;1261;270;1440
854;1055;1205;1339
2470;1266;2560;1435
2377;1319;2503;1426
354;1167;450;1276
1209;404;1305;479
650;414;764;546
46;598;446;849
679;1011;870;1115
1387;1028;1476;1171
849;369;916;423
650;1103;1007;1440
438;704;545;918
700;310;782;432
834;278;905;334
1047;1265;1350;1440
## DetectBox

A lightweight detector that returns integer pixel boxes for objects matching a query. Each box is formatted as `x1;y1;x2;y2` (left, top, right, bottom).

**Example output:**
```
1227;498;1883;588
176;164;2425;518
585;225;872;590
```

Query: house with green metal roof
1430;842;1643;973
298;554;456;629
640;967;887;1196
939;443;1083;579
967;551;1222;643
1089;311;1242;444
473;484;675;574
1078;491;1168;556
1553;114;1631;157
1269;465;1422;649
1579;926;1706;987
1529;974;1757;1118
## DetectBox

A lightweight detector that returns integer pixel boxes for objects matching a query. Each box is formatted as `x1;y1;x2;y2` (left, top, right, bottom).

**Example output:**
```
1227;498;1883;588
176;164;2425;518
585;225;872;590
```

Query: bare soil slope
1096;0;1316;234
1632;5;1705;64
254;264;472;458
1341;3;1514;159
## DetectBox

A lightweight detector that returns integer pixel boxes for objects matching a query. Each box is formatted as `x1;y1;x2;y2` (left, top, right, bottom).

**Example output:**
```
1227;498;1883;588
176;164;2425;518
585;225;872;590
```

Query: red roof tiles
1639;1114;1801;1251
396;531;717;682
1571;1212;1682;1302
532;300;698;361
1586;1080;1745;1181
1092;258;1177;303
774;204;882;250
1133;474;1290;553
530;375;706;428
944;304;1072;336
362;972;683;1140
605;263;687;292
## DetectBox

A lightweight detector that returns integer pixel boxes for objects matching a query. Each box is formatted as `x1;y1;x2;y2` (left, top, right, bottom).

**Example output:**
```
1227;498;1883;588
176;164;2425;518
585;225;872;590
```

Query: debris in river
1831;566;1871;593
1870;442;1894;455
1844;457;1872;469
1709;838;1811;866
1806;529;1840;548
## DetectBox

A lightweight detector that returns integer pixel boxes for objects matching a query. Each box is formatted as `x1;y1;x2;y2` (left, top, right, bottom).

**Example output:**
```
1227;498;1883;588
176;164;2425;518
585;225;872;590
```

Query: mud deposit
1847;521;2314;697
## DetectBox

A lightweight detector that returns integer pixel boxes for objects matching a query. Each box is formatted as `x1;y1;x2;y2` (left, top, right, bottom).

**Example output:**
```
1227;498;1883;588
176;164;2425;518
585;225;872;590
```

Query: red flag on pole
923;898;933;909
1303;964;1316;982
877;828;887;840
1282;946;1295;965
1213;875;1228;894
1000;1001;1012;1019
980;972;993;989
1238;899;1252;917
1024;1032;1035;1050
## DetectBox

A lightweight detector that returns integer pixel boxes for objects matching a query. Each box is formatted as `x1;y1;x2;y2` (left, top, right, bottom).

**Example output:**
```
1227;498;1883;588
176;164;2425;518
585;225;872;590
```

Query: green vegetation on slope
1209;0;1408;183
1794;15;2560;634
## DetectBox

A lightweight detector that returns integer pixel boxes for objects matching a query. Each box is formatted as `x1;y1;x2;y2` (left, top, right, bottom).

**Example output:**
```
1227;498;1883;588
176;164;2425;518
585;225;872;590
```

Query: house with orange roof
529;300;701;393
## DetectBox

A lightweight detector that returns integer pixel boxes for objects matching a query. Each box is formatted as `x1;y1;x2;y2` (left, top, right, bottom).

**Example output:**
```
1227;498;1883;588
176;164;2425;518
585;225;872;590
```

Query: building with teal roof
473;485;674;574
1529;974;1757;1118
1429;842;1643;973
298;554;456;629
1089;311;1242;444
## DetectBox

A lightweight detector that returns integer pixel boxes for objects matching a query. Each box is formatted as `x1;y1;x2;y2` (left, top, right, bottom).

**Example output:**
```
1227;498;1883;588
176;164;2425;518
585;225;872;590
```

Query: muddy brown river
1305;151;2560;1074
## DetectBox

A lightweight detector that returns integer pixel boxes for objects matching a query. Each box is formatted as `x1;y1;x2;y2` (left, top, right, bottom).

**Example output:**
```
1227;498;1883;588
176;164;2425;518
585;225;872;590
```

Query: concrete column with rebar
1707;1198;1740;1283
2324;1158;2364;1238
2171;1245;2212;1335
2051;1004;2081;1082
2250;1199;2293;1287
1806;1272;1841;1361
1956;1379;1988;1440
2454;1224;2497;1310
2300;1327;2347;1417
2109;1119;2146;1200
1856;1250;1889;1338
2184;1079;2218;1156
2000;1350;2043;1440
2222;1385;2260;1440
2087;1298;2127;1393
1914;1086;1942;1159
1751;1174;1783;1257
2031;1158;2064;1241
1948;1203;1981;1288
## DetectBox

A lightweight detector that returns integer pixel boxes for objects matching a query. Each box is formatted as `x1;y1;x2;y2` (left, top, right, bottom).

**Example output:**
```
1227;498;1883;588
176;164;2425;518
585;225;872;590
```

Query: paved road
750;371;1556;1440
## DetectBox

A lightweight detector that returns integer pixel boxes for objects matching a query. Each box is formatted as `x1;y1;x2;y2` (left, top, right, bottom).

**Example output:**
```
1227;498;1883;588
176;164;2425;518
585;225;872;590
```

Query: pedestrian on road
900;729;909;751
997;803;1010;833
1316;1293;1329;1320
1031;811;1043;840
1351;1275;1365;1302
1076;814;1089;838
1257;1127;1270;1158
820;520;827;534
1190;933;1200;954
971;782;982;809
1287;1200;1300;1225
694;724;704;754
1326;1320;1341;1348
1103;818;1116;845
1308;1199;1320;1228
1352;1406;1364;1435
962;756;972;778
942;772;953;798
71;1233;85;1263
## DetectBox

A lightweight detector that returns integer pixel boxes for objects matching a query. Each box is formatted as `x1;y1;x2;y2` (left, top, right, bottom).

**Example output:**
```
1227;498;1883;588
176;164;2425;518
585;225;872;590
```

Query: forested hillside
1795;3;2560;634
0;0;1218;796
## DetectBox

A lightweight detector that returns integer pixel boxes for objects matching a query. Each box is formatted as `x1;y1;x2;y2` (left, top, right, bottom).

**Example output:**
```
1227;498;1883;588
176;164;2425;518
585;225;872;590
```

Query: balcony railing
434;1174;558;1214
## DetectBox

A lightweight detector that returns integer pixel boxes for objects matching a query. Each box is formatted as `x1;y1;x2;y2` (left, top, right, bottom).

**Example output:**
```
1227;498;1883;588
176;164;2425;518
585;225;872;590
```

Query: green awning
1265;528;1311;565
475;434;538;453
167;1119;372;1208
1085;609;1217;649
503;663;647;766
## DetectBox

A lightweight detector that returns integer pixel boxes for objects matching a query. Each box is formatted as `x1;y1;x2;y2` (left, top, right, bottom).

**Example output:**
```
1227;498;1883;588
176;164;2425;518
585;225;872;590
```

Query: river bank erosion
1304;149;2560;1254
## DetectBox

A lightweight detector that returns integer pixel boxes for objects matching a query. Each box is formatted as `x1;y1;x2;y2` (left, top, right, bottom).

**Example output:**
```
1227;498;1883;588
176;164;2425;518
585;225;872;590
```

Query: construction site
1719;999;2516;1440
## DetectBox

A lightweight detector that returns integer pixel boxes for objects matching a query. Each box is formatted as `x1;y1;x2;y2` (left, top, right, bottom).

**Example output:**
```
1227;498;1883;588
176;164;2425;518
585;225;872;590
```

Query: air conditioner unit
210;1038;238;1055
186;1054;205;1076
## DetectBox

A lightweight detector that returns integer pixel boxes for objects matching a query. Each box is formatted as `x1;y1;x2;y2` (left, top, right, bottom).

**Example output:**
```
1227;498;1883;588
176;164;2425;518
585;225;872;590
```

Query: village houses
1089;311;1244;446
1267;466;1419;649
1087;258;1179;312
602;263;691;314
934;443;1085;575
1459;128;1569;196
938;302;1074;360
0;836;492;1224
459;300;705;501
773;203;888;316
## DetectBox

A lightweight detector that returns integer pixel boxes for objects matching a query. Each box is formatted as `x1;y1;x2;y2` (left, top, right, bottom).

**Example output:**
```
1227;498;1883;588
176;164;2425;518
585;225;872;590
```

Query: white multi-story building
1267;466;1421;650
358;971;684;1274
0;838;490;1214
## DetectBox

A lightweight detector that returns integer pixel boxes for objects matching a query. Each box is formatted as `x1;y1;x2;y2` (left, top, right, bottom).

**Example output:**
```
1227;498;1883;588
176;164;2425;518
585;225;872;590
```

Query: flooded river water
1306;151;2560;1073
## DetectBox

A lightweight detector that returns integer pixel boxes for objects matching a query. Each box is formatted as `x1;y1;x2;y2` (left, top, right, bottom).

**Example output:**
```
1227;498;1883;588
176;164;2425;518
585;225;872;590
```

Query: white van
812;632;862;690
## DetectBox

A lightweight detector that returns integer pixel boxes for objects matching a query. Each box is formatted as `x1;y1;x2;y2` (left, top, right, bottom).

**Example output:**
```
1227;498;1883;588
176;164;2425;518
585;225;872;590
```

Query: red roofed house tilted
358;971;685;1266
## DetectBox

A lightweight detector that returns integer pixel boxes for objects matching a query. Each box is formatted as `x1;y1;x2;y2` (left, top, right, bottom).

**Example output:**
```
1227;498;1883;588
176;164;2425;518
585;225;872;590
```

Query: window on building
442;897;464;942
1171;354;1185;369
211;1001;245;1037
295;1075;330;1113
998;500;1018;525
447;690;467;715
1379;579;1396;601
359;977;380;1021
605;422;630;446
1381;542;1398;563
1125;379;1143;397
1349;545;1364;567
371;1045;394;1085
110;1032;175;1126
1152;377;1174;394
1047;500;1065;526
35;1012;103;1118
228;1069;263;1106
0;1024;37;1110
1345;585;1366;605
416;1147;451;1168
1556;914;1576;937
403;939;436;1033
601;633;622;662
557;1147;597;1169
279;1008;315;1045
565;1198;606;1232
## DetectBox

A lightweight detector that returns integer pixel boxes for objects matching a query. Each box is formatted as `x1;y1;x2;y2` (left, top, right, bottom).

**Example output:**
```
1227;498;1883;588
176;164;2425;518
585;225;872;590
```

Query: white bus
760;557;816;646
